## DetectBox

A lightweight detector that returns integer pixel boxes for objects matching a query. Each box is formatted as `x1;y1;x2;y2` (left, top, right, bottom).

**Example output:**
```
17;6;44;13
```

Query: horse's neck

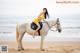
48;20;56;28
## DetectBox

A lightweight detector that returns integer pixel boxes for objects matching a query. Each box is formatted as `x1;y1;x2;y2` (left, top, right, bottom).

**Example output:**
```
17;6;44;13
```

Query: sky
0;0;80;17
0;0;55;16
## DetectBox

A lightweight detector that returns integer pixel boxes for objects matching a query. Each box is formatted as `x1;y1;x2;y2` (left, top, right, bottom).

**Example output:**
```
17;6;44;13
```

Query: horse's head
44;18;62;33
56;18;62;33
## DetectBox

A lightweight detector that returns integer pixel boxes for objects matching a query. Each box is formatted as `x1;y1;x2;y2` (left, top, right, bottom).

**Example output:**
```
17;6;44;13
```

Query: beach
0;41;80;53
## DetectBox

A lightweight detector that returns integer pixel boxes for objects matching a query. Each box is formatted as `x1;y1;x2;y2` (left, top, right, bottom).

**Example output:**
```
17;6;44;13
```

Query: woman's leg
33;23;40;36
36;23;40;31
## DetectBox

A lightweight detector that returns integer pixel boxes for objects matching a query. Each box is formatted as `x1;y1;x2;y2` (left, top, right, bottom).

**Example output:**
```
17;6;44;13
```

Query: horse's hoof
22;48;24;50
18;49;21;51
40;49;45;51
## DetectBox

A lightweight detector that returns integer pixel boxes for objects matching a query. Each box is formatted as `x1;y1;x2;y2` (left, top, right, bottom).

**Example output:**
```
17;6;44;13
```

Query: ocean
0;15;80;41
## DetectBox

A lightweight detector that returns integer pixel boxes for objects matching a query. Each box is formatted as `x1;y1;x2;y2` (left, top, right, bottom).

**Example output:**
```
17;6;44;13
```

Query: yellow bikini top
33;14;45;24
40;14;45;19
33;18;39;24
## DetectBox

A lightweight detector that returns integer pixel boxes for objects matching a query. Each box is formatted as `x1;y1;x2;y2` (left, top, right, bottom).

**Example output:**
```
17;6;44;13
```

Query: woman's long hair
43;8;49;19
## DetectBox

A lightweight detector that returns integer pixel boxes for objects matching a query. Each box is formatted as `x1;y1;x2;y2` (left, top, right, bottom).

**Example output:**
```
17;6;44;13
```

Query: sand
0;41;80;53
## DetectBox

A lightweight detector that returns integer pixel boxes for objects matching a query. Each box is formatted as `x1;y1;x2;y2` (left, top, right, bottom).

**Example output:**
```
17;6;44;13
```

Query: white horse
16;18;62;51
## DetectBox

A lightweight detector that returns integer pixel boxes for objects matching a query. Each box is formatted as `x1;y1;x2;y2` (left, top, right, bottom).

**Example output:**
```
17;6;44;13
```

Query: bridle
43;20;57;31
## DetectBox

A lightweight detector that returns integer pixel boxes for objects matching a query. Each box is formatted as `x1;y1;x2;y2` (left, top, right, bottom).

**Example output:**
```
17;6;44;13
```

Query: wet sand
0;41;80;53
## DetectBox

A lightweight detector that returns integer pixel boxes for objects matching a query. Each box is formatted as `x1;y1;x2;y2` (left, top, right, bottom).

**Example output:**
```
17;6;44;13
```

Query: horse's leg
40;35;45;51
18;33;25;51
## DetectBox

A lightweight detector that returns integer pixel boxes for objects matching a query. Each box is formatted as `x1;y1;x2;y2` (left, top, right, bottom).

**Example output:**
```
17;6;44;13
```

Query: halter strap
43;20;57;31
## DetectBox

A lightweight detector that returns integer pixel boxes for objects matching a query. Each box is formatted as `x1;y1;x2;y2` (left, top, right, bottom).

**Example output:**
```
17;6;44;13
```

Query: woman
31;8;49;36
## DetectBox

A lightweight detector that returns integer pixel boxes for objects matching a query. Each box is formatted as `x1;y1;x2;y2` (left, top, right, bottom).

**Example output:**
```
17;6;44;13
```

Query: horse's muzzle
58;29;62;33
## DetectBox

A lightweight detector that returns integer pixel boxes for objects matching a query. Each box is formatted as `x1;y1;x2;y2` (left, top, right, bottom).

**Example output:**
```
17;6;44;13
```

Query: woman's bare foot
33;31;36;38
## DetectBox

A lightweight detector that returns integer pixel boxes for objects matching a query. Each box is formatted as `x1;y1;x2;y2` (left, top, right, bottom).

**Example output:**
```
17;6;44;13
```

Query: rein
43;20;57;31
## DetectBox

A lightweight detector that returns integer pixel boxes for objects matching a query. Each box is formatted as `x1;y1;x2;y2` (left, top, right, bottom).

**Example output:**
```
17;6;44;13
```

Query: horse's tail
16;23;19;43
